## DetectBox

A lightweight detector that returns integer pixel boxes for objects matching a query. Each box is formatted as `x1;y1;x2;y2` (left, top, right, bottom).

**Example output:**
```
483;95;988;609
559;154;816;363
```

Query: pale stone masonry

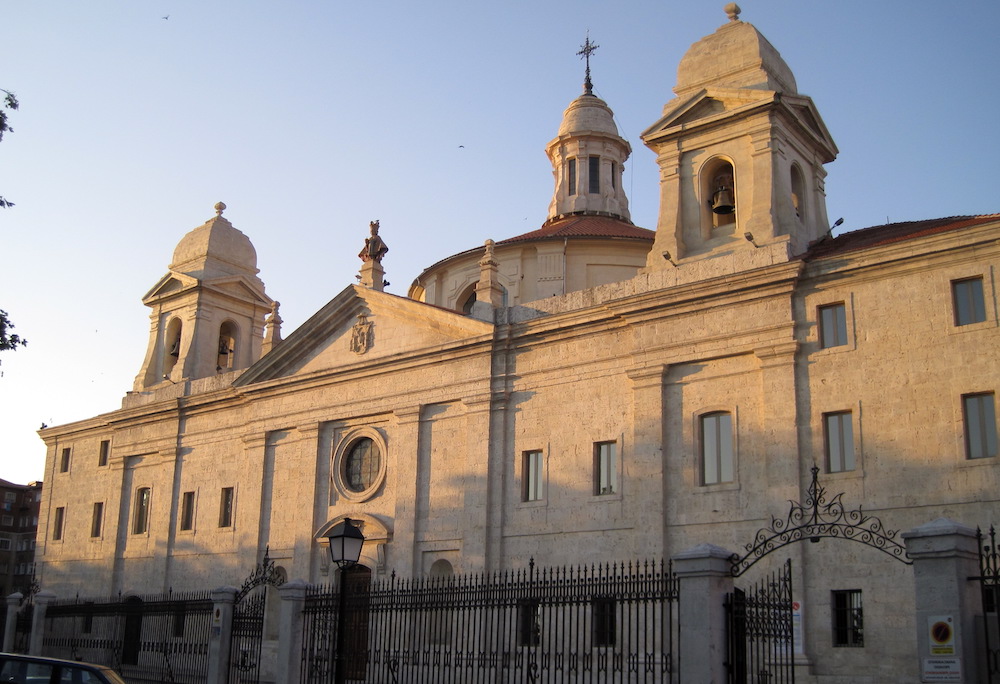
33;6;998;683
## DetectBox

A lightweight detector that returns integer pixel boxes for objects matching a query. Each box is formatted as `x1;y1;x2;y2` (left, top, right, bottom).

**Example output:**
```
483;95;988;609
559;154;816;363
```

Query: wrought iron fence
302;559;680;684
43;589;213;683
725;558;795;684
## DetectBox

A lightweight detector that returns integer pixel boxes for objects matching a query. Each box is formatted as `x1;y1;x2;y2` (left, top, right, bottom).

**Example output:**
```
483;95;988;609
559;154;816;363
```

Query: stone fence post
274;580;308;684
206;586;237;684
3;592;22;652
673;543;736;684
30;590;56;656
902;518;981;684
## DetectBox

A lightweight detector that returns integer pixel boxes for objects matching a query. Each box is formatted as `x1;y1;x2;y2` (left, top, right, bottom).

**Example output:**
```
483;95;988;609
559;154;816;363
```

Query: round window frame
333;427;387;502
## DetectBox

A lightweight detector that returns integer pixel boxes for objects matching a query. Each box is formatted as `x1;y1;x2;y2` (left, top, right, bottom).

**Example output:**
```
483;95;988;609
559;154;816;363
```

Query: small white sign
792;601;803;655
922;658;961;682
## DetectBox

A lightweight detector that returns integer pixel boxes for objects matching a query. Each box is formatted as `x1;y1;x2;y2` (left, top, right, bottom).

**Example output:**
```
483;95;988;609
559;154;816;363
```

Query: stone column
274;580;308;684
206;586;238;684
902;518;981;684
3;592;22;652
673;544;735;684
30;590;56;656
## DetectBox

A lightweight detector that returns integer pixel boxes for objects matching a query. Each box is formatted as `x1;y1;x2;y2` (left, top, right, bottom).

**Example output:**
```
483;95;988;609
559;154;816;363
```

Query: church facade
35;7;998;682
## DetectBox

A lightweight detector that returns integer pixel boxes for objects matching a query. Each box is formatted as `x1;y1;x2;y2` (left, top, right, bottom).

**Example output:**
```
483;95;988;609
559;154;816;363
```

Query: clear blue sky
2;1;998;485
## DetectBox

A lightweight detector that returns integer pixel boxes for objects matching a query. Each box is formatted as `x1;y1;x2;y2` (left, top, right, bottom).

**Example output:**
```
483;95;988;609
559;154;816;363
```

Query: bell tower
641;4;838;269
133;202;273;390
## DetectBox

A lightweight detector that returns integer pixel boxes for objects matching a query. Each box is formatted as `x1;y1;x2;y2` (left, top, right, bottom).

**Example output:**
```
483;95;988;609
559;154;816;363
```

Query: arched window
701;158;737;237
343;438;381;493
700;412;734;485
790;163;806;222
163;317;183;377
218;320;238;371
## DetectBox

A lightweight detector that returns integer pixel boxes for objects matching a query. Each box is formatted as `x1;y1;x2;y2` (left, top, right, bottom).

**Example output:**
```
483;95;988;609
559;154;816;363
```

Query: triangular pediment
235;285;494;386
141;272;199;303
142;271;270;307
642;88;777;141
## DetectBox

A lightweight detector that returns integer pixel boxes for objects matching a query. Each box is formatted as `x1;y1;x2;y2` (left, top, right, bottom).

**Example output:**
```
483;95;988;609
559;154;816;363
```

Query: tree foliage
1;89;18;208
0;310;27;353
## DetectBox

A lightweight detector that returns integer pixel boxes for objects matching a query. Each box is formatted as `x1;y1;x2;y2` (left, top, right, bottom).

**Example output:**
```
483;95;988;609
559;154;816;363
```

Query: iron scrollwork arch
235;546;286;601
731;466;912;576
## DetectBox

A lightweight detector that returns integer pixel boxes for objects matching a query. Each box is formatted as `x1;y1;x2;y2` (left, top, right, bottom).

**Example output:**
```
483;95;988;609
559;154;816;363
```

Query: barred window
832;590;863;647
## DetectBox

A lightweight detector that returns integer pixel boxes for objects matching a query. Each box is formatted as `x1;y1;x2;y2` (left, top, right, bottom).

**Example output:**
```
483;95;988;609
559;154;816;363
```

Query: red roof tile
804;214;1000;260
499;215;655;244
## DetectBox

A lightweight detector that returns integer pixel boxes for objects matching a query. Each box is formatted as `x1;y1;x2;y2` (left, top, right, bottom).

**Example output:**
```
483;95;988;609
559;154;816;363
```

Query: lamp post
325;518;365;684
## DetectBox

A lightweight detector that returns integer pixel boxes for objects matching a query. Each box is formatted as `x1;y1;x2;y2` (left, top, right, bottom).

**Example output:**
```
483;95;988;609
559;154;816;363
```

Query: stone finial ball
214;201;227;215
725;3;741;21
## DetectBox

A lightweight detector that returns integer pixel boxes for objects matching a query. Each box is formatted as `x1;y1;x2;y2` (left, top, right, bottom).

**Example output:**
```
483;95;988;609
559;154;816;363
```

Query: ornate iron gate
725;559;794;684
977;526;1000;683
13;590;35;654
228;548;284;684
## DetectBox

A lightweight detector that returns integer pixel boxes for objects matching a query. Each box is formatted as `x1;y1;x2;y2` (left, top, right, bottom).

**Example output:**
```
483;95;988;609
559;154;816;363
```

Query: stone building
34;6;998;682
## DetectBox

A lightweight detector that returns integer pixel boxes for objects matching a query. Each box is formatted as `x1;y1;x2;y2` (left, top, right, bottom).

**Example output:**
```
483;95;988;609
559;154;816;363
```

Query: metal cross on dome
577;33;599;95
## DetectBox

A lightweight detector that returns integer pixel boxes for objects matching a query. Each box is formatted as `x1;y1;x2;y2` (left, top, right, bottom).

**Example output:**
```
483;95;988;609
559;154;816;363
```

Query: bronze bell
711;185;735;215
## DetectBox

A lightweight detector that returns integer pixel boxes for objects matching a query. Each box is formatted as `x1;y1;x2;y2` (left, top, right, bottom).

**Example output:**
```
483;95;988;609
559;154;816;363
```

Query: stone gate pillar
902;518;981;683
3;592;21;652
30;590;55;656
274;580;308;684
673;543;735;684
206;586;237;684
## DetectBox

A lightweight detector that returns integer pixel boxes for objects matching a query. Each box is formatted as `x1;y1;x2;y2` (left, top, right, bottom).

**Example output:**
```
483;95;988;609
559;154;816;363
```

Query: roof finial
214;201;226;216
725;3;741;22
577;32;599;95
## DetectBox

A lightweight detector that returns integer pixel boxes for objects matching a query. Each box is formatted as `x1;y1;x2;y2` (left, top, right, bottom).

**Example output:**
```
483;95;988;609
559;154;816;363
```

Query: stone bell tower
642;3;838;269
133;202;273;390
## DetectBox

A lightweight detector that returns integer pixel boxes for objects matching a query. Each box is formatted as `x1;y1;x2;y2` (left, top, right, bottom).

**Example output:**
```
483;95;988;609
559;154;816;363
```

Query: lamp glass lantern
326;518;365;568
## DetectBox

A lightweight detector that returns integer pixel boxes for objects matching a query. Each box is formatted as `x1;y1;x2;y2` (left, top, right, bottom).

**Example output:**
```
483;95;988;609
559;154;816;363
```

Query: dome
675;6;797;97
169;202;259;278
557;93;621;138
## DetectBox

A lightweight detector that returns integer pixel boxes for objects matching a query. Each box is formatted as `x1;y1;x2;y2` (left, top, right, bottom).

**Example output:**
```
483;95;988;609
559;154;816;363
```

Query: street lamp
325;518;365;684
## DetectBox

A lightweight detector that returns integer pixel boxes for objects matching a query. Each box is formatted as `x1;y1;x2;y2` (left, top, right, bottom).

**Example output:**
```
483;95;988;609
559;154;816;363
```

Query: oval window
343;438;381;493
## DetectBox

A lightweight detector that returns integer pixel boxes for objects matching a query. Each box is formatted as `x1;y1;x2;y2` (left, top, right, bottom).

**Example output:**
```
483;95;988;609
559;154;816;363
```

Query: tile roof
498;215;655;244
804;214;1000;260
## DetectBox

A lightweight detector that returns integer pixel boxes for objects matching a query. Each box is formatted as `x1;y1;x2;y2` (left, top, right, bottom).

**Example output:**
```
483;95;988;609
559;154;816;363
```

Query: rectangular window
701;412;734;485
180;491;195;531
518;600;541;647
594;441;618;495
819;303;848;348
953;277;986;326
0;538;9;550
964;392;998;459
53;507;65;541
219;487;234;528
567;159;577;196
98;440;110;467
824;412;856;473
3;492;14;502
523;450;544;502
133;487;150;535
592;597;616;647
588;156;600;194
90;502;104;538
59;447;71;473
1;515;13;526
832;589;863;647
610;161;616;190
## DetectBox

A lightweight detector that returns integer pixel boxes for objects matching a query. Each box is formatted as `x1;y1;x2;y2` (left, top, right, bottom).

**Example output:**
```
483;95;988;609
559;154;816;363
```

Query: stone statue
359;220;389;263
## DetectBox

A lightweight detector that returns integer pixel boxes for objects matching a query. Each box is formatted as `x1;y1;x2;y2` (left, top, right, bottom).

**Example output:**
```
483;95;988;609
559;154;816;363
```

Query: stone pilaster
672;544;735;684
206;586;238;684
274;580;308;684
